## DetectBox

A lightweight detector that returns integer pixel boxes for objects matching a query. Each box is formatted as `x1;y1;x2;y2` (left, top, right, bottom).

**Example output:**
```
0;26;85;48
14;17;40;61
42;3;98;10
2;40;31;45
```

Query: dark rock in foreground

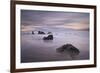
38;31;45;34
43;35;53;40
56;44;80;58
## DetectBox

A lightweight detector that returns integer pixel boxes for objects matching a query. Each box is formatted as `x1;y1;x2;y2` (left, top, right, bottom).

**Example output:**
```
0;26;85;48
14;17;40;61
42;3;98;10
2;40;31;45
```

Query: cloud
64;23;89;30
21;10;89;30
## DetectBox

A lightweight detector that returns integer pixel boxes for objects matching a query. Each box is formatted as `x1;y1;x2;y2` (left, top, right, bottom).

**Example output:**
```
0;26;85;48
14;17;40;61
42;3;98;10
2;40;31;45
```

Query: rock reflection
56;44;80;59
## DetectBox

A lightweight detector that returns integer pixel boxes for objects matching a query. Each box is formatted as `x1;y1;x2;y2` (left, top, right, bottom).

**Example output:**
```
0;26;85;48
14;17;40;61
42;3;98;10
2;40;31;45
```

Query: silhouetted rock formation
38;31;45;34
43;35;53;40
56;44;80;58
32;31;34;34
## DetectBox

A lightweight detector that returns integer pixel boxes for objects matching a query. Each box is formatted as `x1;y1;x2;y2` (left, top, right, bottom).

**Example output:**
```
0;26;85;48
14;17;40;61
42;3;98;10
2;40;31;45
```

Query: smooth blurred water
21;28;89;63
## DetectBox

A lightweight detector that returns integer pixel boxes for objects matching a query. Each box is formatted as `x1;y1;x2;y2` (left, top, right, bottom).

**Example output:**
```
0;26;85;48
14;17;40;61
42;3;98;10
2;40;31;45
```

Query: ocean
21;27;89;63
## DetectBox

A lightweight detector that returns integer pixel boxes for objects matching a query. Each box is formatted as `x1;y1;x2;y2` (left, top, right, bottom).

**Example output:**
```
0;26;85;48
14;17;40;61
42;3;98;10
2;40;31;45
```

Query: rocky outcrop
43;35;53;40
56;44;80;58
38;31;45;34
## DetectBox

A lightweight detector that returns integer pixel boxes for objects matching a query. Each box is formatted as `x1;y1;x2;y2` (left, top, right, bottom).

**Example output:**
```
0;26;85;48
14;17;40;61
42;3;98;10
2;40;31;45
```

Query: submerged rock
56;44;80;58
43;35;53;40
47;32;52;34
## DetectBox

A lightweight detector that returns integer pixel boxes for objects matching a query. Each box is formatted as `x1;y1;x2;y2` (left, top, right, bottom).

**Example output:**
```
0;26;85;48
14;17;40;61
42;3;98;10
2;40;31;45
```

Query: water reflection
43;40;53;43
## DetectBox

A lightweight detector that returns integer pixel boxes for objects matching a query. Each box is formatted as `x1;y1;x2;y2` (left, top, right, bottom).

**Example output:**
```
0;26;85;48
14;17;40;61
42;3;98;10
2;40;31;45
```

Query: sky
21;10;90;32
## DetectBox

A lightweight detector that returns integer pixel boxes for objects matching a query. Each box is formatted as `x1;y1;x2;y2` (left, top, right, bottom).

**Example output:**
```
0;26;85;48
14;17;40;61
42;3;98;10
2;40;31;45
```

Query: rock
43;34;53;40
32;31;34;34
38;31;45;34
56;44;80;57
47;32;52;34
